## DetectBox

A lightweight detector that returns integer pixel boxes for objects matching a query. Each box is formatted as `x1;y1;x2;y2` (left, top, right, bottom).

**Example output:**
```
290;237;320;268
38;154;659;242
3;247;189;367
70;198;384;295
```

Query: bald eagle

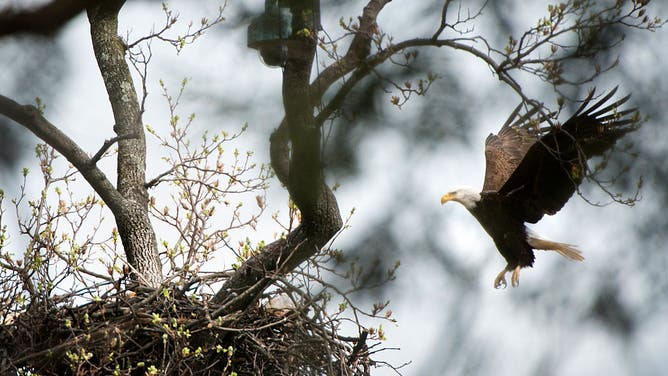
441;88;640;288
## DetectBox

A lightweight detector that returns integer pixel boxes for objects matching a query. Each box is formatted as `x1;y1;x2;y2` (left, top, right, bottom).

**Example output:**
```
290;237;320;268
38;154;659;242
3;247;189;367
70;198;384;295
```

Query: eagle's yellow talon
494;268;509;289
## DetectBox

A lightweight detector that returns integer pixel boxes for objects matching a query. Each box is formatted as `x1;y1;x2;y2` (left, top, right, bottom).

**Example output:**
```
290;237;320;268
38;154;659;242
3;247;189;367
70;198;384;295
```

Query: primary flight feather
441;87;640;288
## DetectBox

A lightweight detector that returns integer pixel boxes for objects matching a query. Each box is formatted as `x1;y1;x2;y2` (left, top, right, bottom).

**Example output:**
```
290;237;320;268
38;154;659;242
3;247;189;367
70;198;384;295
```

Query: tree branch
89;131;139;166
0;95;124;213
0;0;88;37
310;0;391;102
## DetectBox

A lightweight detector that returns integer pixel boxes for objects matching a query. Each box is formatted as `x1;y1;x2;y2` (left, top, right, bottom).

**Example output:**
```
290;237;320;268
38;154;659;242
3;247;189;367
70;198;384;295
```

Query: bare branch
311;0;391;101
89;131;139;166
125;2;227;53
0;95;123;212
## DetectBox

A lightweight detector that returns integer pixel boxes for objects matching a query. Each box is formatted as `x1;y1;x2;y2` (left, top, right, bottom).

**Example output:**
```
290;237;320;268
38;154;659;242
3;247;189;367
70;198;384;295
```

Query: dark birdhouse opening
247;0;321;67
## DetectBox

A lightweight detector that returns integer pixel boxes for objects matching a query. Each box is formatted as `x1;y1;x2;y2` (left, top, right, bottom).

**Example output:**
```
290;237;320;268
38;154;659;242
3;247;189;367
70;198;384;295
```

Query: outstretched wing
483;103;546;191
497;87;640;222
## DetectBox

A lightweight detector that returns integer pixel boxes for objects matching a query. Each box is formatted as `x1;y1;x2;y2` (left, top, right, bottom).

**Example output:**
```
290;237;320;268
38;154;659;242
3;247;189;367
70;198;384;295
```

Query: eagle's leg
494;264;522;289
494;265;511;289
511;265;521;287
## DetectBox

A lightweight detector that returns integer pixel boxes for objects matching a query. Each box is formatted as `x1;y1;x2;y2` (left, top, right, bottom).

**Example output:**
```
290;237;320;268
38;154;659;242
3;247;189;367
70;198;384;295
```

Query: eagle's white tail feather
527;237;584;262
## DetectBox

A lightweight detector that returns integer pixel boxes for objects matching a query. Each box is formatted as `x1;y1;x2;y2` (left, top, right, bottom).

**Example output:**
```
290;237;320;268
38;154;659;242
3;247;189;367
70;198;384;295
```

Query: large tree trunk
212;33;342;309
87;1;162;287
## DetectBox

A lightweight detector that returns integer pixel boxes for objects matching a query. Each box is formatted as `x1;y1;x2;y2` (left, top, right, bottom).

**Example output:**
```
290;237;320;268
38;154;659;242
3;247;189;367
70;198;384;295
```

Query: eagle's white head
440;186;481;210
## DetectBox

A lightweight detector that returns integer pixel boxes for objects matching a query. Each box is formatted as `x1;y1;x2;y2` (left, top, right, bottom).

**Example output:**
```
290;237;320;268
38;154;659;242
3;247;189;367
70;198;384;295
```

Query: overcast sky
1;1;668;375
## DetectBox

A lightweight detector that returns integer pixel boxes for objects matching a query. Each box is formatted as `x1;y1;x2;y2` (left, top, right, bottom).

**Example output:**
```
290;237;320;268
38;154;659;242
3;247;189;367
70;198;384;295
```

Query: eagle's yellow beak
441;193;455;205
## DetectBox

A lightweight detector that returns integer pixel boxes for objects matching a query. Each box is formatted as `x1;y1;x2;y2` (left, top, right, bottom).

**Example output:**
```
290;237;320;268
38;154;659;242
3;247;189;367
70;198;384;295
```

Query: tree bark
87;1;162;287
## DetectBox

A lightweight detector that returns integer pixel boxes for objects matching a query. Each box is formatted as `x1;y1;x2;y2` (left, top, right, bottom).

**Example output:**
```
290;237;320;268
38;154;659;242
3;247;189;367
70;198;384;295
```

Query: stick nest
0;285;375;375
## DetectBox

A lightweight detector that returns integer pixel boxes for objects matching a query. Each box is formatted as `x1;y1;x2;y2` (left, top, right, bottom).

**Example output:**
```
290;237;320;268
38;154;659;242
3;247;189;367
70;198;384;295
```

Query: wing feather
482;104;543;191
497;88;641;222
